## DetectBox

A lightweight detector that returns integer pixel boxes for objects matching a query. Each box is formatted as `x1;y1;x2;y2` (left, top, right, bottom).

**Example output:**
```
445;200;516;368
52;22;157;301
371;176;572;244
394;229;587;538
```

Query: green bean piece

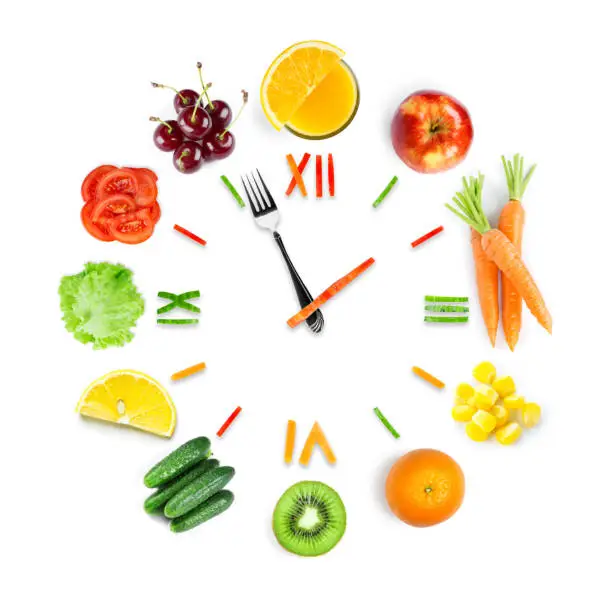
373;407;400;439
221;175;245;208
157;319;199;325
424;305;469;313
424;316;469;323
424;295;469;303
372;176;398;208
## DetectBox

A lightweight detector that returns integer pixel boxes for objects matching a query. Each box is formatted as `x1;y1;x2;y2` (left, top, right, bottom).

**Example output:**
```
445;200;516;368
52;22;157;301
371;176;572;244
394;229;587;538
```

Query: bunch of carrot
446;155;551;349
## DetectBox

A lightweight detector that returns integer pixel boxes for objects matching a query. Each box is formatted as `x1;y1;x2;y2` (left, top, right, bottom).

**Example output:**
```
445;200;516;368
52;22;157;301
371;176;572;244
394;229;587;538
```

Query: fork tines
241;170;278;217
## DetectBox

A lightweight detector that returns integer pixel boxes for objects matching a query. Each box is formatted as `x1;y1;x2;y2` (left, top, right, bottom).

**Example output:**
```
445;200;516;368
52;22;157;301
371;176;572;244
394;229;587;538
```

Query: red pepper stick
173;224;207;246
287;257;375;328
327;154;335;197
315;155;323;198
217;406;242;438
411;225;444;248
285;153;311;196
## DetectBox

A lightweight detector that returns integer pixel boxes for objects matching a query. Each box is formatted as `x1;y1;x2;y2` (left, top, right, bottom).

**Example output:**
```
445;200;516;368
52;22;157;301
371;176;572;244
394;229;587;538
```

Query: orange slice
76;370;176;437
298;421;336;466
260;40;345;130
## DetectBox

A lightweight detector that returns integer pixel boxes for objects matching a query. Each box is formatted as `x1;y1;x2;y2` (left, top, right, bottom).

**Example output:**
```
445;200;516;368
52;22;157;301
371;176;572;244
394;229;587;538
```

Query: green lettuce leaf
59;262;145;349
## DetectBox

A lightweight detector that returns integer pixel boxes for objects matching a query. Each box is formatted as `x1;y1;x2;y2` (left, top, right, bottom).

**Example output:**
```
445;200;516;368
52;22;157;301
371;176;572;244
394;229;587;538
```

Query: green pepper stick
176;290;201;313
373;407;400;439
425;305;469;312
157;319;199;325
372;176;398;208
221;175;245;208
424;316;469;323
424;295;469;303
157;292;180;315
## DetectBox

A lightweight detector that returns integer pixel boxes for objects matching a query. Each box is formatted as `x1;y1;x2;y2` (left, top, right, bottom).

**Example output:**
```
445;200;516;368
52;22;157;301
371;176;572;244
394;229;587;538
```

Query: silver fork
242;170;324;334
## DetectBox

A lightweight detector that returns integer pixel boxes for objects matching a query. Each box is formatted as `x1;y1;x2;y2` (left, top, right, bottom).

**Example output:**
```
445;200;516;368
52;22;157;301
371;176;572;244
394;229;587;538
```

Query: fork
242;170;324;334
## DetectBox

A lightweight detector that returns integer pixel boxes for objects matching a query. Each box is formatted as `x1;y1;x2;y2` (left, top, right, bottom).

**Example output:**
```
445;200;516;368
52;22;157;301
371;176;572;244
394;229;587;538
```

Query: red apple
391;90;473;174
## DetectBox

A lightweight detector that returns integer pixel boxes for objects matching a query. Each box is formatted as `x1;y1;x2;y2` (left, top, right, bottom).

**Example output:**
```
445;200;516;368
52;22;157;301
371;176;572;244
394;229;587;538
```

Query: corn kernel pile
452;362;542;445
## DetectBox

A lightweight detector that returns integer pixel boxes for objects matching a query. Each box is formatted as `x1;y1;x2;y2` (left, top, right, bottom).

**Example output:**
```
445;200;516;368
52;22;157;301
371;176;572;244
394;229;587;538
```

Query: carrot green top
502;153;536;201
445;173;491;235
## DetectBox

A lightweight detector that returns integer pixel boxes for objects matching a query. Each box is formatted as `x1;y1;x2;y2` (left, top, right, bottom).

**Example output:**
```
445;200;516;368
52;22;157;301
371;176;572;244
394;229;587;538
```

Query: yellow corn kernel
466;421;489;442
456;383;474;401
503;395;524;412
492;376;516;398
472;409;497;433
473;362;496;384
474;384;498;410
495;422;522;445
491;404;510;428
522;402;541;428
452;403;477;422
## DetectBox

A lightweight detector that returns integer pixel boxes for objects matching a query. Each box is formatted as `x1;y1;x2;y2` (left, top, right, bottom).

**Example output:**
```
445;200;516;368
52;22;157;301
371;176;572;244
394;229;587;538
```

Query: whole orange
385;449;465;527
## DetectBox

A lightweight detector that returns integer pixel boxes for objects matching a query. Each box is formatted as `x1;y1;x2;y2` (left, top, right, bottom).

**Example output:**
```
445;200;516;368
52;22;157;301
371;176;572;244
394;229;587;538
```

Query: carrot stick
284;420;296;464
285;153;310;195
327;154;335;196
315;154;323;198
446;174;551;334
499;154;536;351
411;225;444;248
287;257;375;328
217;406;242;438
171;362;206;381
412;366;445;388
286;154;307;197
471;228;499;346
173;224;207;246
298;422;336;466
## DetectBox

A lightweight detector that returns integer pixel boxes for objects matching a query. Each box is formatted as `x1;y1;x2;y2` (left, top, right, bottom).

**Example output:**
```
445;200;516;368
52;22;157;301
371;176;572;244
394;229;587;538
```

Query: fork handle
273;231;324;334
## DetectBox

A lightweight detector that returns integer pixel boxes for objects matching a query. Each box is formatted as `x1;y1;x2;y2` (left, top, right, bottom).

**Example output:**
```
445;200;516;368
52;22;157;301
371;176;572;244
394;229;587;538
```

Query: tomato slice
132;169;158;207
149;201;161;224
96;168;140;201
109;209;154;244
81;200;115;242
125;167;159;182
81;165;117;201
91;194;138;222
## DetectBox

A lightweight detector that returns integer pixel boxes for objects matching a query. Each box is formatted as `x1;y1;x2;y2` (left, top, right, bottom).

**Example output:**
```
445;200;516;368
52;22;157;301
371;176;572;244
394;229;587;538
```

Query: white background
2;0;611;610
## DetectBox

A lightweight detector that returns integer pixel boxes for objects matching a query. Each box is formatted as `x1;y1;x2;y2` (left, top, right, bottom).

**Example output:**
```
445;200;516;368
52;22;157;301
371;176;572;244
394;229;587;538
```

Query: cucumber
144;437;211;488
170;490;235;533
143;458;220;515
164;466;235;518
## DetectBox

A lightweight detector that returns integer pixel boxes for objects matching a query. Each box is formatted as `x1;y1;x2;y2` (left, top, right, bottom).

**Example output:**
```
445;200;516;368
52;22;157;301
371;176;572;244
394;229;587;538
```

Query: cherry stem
196;62;214;110
190;91;208;123
219;90;249;140
151;82;187;104
150;116;173;132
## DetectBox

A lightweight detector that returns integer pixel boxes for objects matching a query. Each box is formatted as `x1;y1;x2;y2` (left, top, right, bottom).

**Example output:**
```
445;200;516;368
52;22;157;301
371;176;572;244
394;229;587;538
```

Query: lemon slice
76;370;176;437
260;40;345;130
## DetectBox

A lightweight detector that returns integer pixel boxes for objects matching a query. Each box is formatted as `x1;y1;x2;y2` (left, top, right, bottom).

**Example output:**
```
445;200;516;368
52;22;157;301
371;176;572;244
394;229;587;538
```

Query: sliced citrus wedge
260;40;345;130
76;370;176;437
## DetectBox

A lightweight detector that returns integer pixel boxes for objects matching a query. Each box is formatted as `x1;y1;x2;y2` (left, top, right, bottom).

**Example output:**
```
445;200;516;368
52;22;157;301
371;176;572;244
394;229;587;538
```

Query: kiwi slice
272;481;346;557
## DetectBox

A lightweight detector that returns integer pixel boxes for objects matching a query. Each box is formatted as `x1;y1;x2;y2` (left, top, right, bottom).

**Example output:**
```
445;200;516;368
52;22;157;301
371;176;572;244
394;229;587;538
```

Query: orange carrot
471;228;499;346
412;366;445;389
284;420;296;464
286;154;307;197
287;257;375;328
446;175;551;334
298;421;336;466
171;362;206;381
499;154;536;350
286;153;310;195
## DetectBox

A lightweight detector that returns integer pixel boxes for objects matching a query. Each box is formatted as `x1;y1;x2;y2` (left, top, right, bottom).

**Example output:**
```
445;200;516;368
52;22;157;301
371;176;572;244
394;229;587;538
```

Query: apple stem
219;90;248;140
151;82;187;104
150;116;174;132
196;62;214;110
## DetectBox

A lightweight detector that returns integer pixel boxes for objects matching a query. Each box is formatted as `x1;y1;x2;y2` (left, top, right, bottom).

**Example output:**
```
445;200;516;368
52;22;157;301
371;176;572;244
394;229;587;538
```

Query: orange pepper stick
286;154;307;197
298;421;336;466
286;153;311;195
284;420;296;464
412;366;445;389
287;257;375;328
171;362;206;381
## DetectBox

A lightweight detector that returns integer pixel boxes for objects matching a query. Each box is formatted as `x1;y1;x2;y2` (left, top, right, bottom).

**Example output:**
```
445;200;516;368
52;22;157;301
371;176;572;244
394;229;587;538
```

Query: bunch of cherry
151;62;248;174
